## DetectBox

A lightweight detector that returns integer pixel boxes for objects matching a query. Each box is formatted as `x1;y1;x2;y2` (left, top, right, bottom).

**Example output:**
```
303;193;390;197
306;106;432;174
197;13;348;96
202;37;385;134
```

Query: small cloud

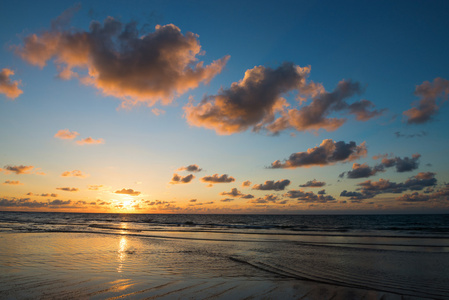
403;77;449;124
88;184;104;190
200;174;235;185
220;187;253;199
284;189;335;203
394;131;427;138
0;68;23;99
220;198;234;202
269;139;367;169
2;165;34;175
56;187;79;192
76;137;104;145
3;180;22;185
61;170;89;178
177;164;202;172
241;180;251;187
189;199;197;202
48;199;72;206
170;173;195;184
252;179;290;191
299;179;326;188
54;129;79;140
114;188;141;196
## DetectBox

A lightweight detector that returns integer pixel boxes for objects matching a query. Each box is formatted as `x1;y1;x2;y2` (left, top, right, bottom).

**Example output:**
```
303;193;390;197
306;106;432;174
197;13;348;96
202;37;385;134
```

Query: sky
1;0;449;214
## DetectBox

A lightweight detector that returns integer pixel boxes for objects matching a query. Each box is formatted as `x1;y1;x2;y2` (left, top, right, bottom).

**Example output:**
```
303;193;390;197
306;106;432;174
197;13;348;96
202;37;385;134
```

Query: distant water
1;212;449;299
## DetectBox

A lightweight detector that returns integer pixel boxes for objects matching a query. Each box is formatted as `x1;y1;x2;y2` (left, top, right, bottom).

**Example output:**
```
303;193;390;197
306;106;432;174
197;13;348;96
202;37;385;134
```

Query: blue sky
1;0;449;213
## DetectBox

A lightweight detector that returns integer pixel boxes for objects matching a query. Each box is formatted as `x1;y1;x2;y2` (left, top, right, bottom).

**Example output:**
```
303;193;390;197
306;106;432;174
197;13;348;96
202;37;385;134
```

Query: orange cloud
0;68;23;99
170;174;195;184
3;180;22;185
2;165;34;174
54;129;79;140
88;185;104;190
61;170;89;178
76;137;104;145
114;188;141;196
15;9;229;107
184;63;383;135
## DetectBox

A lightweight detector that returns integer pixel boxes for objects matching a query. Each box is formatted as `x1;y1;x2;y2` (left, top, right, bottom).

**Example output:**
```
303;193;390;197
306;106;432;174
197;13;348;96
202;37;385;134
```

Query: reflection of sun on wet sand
0;232;438;299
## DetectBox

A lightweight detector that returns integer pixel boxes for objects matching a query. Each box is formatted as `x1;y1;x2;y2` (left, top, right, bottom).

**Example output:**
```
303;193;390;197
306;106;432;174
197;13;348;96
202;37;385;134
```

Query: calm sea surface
1;212;449;299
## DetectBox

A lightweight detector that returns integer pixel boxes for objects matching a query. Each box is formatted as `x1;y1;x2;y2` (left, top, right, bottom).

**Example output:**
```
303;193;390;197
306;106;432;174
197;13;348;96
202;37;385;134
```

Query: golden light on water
117;235;127;273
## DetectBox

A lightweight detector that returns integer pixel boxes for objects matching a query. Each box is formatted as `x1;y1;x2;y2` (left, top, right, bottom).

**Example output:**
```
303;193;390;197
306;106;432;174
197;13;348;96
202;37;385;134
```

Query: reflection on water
117;235;127;273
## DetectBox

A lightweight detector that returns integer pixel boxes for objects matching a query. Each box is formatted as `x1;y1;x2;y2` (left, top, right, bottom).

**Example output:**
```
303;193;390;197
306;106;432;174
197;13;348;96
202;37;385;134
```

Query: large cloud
252;179;290;191
15;8;229;107
270;139;366;169
184;62;383;135
396;183;449;202
0;69;23;99
403;77;449;124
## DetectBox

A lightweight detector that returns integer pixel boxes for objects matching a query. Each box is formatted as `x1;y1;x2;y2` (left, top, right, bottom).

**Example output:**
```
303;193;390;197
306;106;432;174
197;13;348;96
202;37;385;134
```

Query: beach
1;212;448;299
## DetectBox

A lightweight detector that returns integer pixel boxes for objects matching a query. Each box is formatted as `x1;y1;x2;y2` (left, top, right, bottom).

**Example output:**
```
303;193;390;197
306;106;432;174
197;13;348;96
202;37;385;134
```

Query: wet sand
0;232;435;299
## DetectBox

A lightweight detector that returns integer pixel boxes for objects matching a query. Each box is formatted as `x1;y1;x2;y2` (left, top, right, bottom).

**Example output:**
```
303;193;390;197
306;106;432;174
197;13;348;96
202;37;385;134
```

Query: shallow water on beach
1;212;448;299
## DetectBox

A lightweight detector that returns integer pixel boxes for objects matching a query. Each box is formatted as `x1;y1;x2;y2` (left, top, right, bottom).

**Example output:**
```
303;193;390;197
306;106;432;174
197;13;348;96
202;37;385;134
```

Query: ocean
1;212;448;299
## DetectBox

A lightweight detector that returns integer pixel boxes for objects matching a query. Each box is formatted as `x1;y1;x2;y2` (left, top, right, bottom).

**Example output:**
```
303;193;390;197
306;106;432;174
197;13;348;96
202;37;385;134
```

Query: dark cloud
248;194;281;204
2;165;34;175
200;174;235;185
345;163;385;179
299;179;326;188
284;189;335;203
403;77;449;124
184;62;383;135
0;198;46;208
220;198;234;202
252;179;290;191
3;180;22;185
56;187;79;192
340;172;437;200
170;173;195;184
0;68;23;99
49;199;72;206
15;8;229;107
114;188;140;196
269;81;384;134
341;154;421;179
269;139;366;169
177;164;202;172
220;187;253;198
396;183;449;202
394;131;427;138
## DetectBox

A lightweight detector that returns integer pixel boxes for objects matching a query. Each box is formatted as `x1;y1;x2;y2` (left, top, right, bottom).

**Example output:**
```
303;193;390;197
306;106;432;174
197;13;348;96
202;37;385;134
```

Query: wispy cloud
76;137;104;145
2;165;35;175
56;187;79;192
15;7;229;107
0;68;23;99
61;170;89;178
3;180;22;185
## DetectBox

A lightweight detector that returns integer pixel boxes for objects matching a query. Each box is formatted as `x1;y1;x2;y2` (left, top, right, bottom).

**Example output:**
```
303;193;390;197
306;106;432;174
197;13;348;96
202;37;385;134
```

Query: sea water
1;212;448;299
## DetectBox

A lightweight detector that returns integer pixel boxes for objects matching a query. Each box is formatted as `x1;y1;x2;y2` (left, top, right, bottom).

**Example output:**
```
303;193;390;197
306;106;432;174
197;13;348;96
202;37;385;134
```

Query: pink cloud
54;129;79;140
76;137;104;145
0;68;23;99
